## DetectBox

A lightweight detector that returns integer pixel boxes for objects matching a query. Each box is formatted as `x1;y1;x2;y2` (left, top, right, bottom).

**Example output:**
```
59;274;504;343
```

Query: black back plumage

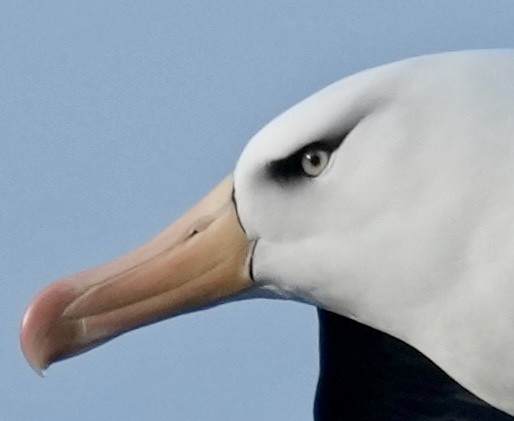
314;309;513;420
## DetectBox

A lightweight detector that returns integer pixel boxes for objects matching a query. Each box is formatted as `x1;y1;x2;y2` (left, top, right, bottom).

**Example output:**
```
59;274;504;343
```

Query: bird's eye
301;149;330;177
267;140;340;183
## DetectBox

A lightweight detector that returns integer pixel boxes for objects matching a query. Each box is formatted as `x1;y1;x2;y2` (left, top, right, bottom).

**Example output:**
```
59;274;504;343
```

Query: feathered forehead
235;69;386;177
235;49;512;181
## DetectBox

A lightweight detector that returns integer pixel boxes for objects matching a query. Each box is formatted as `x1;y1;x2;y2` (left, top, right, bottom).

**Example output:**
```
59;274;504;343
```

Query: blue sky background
2;2;514;420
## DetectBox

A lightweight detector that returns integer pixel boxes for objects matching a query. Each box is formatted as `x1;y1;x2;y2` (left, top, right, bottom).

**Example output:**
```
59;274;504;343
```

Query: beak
20;177;254;374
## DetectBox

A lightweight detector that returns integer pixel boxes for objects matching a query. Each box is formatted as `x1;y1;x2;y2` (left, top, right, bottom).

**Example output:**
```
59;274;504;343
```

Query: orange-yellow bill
20;177;254;373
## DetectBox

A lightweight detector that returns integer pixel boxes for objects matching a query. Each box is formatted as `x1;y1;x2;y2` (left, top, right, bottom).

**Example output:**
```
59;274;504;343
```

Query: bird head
20;50;514;415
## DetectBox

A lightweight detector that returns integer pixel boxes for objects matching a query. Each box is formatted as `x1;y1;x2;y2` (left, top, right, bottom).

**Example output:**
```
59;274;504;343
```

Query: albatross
21;49;514;419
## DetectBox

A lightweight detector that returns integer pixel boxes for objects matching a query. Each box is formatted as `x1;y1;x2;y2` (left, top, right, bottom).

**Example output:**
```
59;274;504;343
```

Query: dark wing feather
314;309;513;420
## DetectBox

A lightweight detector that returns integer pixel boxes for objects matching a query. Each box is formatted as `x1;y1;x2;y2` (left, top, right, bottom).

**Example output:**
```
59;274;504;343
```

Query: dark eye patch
267;136;347;184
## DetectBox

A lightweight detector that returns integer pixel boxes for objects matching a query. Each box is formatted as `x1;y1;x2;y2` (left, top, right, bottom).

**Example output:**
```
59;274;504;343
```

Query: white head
22;50;514;415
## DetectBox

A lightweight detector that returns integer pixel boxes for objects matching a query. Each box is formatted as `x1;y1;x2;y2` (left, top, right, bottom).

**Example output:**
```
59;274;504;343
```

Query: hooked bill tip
20;280;78;376
20;300;50;376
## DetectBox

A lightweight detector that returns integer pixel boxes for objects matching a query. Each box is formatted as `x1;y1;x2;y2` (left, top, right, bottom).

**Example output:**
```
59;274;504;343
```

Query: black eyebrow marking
266;135;347;183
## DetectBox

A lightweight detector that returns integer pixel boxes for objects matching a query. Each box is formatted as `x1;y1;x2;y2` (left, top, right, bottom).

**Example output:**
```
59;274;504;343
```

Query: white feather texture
234;50;514;414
